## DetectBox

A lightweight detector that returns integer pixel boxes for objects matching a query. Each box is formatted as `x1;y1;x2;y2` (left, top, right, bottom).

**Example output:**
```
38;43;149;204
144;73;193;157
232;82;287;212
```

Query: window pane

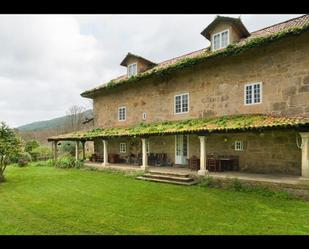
175;95;182;113
182;94;188;112
254;84;261;103
246;85;252;104
221;31;228;48
213;34;220;50
128;64;137;77
119;107;126;120
128;66;132;76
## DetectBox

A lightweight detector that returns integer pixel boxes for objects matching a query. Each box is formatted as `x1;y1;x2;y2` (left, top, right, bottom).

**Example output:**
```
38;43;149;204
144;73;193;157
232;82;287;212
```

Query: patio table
217;157;234;171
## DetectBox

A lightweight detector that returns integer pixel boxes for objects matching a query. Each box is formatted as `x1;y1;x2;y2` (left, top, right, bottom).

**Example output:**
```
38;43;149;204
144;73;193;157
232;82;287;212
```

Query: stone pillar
53;141;58;160
75;141;80;160
81;141;86;161
300;132;309;178
198;136;208;176
102;139;109;166
141;138;148;171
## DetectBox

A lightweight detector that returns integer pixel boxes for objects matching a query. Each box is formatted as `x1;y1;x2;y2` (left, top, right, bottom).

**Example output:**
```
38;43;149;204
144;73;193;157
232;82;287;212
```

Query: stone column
102;139;109;166
141;138;148;171
198;136;208;176
53;141;58;160
81;141;86;161
75;141;80;160
300;132;309;178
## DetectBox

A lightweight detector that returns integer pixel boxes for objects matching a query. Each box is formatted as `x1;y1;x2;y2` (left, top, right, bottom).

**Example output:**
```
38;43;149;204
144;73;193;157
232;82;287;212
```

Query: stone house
48;15;309;179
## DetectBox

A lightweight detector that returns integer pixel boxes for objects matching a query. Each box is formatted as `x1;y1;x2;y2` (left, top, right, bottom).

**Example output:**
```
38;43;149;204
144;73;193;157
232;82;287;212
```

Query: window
212;29;229;51
174;93;189;114
244;82;262;105
142;112;147;120
118;106;126;121
235;141;243;151
120;143;126;153
128;63;137;77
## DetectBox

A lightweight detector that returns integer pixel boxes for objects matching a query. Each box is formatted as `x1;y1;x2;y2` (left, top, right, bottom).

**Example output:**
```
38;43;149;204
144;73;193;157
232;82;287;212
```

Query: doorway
175;135;189;165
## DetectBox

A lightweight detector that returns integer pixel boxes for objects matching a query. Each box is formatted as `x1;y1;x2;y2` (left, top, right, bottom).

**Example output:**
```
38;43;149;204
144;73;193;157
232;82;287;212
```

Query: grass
1;164;309;235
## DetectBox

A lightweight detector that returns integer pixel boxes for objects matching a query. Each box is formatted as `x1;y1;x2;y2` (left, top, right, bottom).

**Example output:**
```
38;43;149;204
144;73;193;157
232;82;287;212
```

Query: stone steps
146;170;190;178
143;173;193;182
136;170;198;186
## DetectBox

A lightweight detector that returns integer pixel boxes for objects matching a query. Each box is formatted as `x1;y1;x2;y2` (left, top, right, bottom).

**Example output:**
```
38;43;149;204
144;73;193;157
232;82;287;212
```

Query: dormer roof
201;15;250;40
120;52;157;67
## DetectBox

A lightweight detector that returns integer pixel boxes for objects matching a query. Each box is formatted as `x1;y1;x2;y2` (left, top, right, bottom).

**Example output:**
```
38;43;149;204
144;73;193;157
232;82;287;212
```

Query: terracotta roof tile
250;14;309;38
82;15;309;96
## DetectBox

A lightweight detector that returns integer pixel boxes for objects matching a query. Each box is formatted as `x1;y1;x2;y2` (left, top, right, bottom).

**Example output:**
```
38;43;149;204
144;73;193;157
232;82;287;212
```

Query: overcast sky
0;14;303;128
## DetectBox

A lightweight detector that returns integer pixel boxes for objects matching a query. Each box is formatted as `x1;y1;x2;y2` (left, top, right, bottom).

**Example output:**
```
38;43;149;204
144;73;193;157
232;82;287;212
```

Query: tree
0;122;23;182
25;139;40;153
59;141;76;156
64;105;86;132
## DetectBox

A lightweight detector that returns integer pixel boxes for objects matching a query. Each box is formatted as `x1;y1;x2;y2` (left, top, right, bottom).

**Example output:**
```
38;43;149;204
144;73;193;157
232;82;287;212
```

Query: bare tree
65;105;87;132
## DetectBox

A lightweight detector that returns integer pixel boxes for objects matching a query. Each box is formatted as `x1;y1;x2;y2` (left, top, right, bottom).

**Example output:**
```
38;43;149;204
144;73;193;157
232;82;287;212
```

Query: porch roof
47;114;309;142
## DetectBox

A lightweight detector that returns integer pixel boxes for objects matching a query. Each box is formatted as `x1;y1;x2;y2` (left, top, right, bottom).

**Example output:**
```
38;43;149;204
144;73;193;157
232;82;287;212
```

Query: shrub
55;156;83;169
31;146;52;161
17;152;32;167
231;178;244;191
199;176;215;188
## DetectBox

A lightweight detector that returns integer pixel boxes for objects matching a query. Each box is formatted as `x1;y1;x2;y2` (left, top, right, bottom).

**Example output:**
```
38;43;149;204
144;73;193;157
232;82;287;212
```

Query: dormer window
127;63;137;77
212;29;229;51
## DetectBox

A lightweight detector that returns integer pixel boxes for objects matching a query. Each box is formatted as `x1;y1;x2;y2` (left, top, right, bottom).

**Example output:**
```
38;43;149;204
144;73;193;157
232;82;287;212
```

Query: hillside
17;109;93;131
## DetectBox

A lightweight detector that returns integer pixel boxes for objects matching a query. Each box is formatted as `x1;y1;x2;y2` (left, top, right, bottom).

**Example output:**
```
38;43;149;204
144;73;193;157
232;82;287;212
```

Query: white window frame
118;106;126;121
142;112;147;120
127;63;137;77
235;141;244;151
174;93;189;114
120;143;126;153
211;29;230;51
244;82;263;105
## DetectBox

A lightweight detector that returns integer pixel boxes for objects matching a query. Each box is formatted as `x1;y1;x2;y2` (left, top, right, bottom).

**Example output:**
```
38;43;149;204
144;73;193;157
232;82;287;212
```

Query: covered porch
47;114;309;181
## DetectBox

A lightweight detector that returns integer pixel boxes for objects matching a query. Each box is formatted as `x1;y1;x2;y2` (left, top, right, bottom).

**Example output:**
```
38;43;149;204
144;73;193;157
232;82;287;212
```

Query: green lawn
1;165;309;235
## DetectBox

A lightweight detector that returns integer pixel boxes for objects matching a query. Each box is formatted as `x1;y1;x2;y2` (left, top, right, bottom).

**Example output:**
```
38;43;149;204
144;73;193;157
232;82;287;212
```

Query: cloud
0;14;303;127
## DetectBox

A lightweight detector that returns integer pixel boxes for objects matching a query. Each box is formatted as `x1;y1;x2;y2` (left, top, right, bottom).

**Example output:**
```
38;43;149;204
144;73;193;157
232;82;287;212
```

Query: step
143;173;194;182
136;176;198;186
147;170;190;178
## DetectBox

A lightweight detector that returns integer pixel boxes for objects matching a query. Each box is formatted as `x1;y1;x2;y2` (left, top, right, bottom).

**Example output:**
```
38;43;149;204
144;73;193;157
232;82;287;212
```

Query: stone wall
92;32;309;129
93;129;301;175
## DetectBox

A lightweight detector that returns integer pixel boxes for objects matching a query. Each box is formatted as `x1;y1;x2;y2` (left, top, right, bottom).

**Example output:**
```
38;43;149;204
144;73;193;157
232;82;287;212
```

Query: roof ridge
251;14;308;34
158;47;209;65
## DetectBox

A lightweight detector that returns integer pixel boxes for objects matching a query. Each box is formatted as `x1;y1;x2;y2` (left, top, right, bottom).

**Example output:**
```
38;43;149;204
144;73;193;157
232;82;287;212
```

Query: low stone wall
200;175;309;200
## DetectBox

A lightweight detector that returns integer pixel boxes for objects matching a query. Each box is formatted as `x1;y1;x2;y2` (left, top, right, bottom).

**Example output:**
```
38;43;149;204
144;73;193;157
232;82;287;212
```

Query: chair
207;155;220;172
148;153;156;166
189;155;199;171
133;153;142;166
155;153;164;166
